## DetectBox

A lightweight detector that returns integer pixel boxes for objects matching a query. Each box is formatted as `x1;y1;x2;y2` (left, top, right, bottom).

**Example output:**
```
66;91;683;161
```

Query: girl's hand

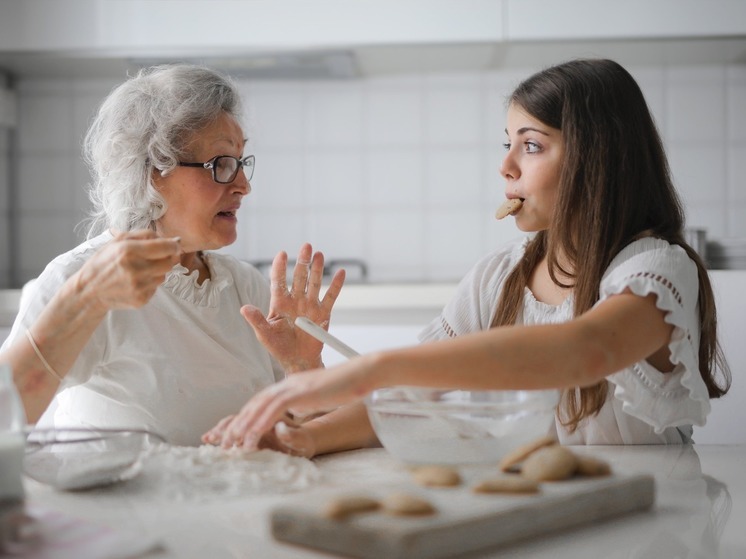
260;421;317;458
202;358;375;450
201;413;316;458
242;243;345;372
76;230;180;312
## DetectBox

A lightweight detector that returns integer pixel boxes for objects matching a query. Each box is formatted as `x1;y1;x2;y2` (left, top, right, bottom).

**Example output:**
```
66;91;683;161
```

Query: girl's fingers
231;388;300;450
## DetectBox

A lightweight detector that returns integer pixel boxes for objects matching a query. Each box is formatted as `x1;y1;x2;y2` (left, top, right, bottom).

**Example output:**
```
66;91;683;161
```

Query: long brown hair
491;59;730;431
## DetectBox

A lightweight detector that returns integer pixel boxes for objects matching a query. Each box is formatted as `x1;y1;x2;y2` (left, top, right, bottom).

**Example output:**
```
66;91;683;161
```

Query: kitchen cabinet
1;0;744;60
506;0;746;41
0;0;504;53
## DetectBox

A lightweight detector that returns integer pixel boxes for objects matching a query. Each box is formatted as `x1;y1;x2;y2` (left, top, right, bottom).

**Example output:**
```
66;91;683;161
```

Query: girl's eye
525;141;541;154
502;142;511;151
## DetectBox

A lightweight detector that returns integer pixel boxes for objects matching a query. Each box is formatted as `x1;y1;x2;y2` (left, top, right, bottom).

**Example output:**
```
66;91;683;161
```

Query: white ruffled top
419;236;710;444
3;231;284;446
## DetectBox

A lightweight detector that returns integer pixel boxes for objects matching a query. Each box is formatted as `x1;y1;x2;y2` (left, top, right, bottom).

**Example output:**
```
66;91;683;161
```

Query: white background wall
0;60;744;287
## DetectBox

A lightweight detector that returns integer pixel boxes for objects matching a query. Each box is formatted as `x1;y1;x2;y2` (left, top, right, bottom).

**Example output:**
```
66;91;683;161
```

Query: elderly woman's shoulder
38;232;114;281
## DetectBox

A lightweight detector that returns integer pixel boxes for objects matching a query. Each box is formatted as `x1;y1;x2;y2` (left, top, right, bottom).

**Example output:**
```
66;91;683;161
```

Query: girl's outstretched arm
206;291;673;450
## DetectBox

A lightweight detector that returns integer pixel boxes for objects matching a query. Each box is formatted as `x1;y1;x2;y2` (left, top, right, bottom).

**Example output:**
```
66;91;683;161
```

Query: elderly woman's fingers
137;236;181;256
79;235;183;311
291;243;313;297
113;229;157;241
270;251;289;297
306;251;325;300
202;414;235;445
321;269;346;313
240;305;270;338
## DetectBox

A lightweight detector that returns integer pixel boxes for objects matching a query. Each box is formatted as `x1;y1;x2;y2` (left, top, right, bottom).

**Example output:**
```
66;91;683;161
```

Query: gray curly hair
82;64;243;237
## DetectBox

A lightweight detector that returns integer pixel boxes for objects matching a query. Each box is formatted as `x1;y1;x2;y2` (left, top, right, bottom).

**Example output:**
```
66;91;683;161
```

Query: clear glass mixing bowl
366;387;559;465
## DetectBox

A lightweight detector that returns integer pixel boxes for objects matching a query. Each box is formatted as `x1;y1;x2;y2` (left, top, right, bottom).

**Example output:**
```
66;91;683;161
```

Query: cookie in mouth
495;198;523;220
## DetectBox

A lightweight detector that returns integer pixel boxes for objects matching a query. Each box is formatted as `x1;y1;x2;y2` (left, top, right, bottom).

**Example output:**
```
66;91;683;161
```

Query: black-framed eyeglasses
178;154;255;184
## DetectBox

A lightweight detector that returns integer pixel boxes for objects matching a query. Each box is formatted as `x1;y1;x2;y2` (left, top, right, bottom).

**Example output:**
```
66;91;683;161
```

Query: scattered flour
126;444;322;502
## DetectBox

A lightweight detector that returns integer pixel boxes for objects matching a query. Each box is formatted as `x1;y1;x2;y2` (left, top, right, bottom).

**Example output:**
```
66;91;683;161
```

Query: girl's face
153;112;250;257
500;104;563;232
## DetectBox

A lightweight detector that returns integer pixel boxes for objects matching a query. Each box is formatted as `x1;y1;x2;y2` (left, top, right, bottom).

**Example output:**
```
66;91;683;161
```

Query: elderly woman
1;64;344;445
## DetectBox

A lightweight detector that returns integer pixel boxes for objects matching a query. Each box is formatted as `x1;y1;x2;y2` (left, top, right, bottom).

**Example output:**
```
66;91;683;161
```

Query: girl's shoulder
469;235;530;286
601;236;699;309
604;237;696;280
612;235;689;259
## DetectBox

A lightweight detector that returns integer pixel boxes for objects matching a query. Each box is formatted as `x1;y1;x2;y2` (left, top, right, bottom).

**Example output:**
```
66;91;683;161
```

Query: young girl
204;58;731;452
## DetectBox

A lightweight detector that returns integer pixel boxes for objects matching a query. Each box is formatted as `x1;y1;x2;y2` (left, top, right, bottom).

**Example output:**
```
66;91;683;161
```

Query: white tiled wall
2;62;745;286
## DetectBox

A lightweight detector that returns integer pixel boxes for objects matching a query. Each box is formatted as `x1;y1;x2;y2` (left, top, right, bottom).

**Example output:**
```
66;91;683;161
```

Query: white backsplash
1;62;745;287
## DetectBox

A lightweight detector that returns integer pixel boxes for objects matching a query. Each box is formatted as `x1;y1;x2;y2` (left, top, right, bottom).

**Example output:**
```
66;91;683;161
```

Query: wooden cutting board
271;474;654;559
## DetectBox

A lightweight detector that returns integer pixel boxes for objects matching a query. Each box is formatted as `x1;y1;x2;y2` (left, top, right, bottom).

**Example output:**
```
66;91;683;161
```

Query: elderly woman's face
153;112;249;255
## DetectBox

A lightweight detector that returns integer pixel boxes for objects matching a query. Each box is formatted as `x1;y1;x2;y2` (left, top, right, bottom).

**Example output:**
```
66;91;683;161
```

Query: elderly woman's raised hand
241;243;345;373
76;230;181;312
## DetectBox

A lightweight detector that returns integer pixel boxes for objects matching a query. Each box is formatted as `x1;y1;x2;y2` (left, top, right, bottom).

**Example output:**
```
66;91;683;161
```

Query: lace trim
625;271;683;307
630;363;689;398
621;271;693;347
440;317;457;338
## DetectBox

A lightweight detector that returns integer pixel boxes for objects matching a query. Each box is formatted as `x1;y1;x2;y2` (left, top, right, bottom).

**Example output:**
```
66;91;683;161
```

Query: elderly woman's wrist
283;357;324;374
65;270;110;317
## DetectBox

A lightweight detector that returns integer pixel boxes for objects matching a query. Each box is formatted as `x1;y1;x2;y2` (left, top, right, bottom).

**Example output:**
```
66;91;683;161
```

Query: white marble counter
11;444;746;558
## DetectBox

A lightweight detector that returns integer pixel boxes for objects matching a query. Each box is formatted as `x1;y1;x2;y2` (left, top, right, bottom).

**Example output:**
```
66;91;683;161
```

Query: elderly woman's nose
233;171;251;194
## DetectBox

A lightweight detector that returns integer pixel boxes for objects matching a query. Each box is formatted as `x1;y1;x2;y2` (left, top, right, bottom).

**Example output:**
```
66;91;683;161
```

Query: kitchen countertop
1;270;743;326
11;444;746;558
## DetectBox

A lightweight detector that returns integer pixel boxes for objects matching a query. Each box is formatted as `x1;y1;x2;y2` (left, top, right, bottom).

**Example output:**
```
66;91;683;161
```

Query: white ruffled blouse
3;231;284;446
419;236;710;444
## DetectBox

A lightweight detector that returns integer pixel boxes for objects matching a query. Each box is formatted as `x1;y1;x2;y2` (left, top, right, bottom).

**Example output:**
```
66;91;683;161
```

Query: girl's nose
500;151;518;180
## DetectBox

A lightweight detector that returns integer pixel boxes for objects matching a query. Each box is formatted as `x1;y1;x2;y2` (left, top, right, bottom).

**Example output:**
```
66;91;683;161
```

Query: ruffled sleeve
418;236;529;342
598;238;710;431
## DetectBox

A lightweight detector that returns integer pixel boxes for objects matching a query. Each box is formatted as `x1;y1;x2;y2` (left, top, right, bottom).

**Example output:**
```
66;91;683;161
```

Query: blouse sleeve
1;243;107;386
418;237;528;343
598;239;711;432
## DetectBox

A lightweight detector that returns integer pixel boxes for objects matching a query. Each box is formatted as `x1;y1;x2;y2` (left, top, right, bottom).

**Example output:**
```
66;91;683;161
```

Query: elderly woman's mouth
217;211;236;218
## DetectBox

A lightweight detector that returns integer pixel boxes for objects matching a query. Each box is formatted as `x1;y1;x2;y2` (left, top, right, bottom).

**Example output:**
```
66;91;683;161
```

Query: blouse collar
162;252;233;307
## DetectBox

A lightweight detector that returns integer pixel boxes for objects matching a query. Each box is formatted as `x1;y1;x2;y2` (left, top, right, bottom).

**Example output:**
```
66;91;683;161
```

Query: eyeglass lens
214;156;255;183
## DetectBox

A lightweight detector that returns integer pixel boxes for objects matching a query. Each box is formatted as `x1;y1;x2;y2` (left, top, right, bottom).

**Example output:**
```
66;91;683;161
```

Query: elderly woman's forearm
10;271;109;421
